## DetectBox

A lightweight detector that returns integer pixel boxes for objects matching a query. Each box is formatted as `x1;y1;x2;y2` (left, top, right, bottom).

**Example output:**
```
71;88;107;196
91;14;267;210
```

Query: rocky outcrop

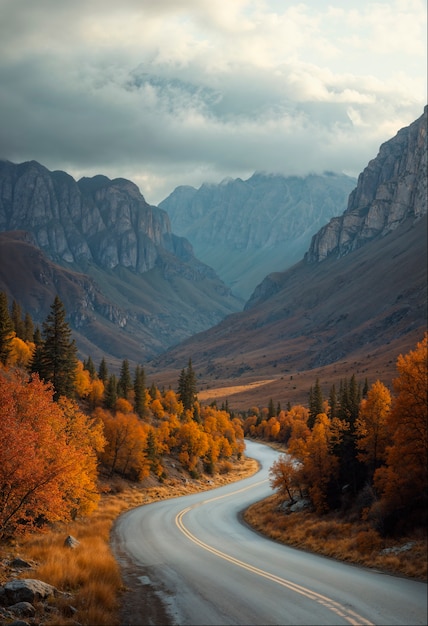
0;160;209;279
160;172;356;298
0;161;243;362
306;106;427;263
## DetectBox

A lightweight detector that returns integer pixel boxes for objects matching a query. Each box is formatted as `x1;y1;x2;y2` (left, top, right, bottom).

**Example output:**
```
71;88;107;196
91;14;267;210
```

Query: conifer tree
98;357;108;383
83;356;96;379
308;378;323;429
177;358;197;412
104;374;118;409
0;292;13;365
24;312;34;343
118;359;132;399
328;384;337;419
34;295;78;400
11;300;25;339
134;364;147;419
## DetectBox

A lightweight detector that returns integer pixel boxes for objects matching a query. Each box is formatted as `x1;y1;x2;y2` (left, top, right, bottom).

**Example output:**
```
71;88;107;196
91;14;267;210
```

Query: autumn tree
32;296;78;399
269;454;302;502
8;336;35;369
356;380;391;482
374;335;428;530
97;408;149;480
0;370;105;538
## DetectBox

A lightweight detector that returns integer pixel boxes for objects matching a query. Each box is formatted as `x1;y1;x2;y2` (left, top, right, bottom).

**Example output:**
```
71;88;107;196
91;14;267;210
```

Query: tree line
242;335;427;535
0;293;244;538
1;290;426;539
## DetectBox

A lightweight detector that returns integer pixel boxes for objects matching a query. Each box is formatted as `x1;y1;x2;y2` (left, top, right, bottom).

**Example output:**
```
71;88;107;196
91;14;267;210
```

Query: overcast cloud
0;0;426;204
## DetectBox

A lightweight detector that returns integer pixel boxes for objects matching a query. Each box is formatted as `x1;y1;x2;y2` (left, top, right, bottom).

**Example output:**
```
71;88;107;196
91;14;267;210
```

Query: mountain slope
149;108;427;404
160;172;356;299
0;161;242;365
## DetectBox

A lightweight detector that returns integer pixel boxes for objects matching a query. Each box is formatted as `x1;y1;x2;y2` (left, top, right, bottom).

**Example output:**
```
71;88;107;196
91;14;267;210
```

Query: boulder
8;601;36;617
64;535;80;549
4;579;57;604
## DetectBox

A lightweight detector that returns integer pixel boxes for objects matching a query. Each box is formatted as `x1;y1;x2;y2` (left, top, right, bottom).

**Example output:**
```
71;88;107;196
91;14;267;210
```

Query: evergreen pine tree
177;358;197;412
30;327;44;375
11;300;25;339
83;356;96;379
98;357;108;383
104;374;118;409
36;295;78;399
24;312;34;343
0;292;13;365
268;398;275;418
308;378;323;428
328;383;337;419
118;359;132;399
134;365;147;419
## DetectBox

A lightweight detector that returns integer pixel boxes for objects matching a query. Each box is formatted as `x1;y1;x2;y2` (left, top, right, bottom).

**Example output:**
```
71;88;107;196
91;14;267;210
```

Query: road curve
112;440;427;626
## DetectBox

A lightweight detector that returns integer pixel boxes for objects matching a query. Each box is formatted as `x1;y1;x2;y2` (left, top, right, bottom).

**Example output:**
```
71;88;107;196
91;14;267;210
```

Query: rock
306;106;427;263
9;621;31;626
4;579;57;604
8;602;36;617
64;535;80;549
10;558;32;569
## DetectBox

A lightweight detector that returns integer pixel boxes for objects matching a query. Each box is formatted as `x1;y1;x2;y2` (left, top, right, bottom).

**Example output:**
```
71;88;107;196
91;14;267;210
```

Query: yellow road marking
175;485;373;626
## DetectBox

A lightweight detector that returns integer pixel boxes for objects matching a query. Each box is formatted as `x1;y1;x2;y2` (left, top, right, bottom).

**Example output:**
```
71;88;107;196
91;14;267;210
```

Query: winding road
112;440;427;625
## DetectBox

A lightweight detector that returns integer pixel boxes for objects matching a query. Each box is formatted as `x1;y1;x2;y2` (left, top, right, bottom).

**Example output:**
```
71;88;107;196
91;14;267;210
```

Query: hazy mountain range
149;106;427;406
160;172;356;299
0;106;426;400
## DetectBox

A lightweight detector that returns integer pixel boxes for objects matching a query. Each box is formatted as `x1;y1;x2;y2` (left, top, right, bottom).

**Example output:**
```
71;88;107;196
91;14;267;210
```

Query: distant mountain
159;172;356;299
149;107;427;404
0;161;242;365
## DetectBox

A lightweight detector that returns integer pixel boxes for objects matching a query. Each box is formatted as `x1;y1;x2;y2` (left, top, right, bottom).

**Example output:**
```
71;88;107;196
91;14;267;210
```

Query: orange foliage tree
355;380;391;482
0;370;105;538
374;334;427;527
96;408;150;480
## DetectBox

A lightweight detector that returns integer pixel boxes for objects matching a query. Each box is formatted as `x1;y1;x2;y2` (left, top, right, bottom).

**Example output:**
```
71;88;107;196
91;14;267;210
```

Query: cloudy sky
0;0;426;204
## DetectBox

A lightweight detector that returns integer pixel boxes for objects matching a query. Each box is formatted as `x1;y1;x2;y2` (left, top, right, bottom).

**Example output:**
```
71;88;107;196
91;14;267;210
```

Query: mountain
149;107;427;407
159;172;356;299
0;161;242;365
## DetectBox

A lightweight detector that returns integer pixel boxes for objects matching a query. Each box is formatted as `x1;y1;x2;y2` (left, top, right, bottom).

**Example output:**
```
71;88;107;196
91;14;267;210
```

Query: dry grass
244;494;427;581
0;455;258;626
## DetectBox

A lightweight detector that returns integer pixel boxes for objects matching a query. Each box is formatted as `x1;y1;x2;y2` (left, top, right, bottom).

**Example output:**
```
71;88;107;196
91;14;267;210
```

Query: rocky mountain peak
306;106;427;263
0;160;190;274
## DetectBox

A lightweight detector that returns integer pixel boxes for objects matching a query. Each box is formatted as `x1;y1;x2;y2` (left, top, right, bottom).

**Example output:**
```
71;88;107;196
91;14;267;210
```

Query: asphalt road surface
113;440;427;625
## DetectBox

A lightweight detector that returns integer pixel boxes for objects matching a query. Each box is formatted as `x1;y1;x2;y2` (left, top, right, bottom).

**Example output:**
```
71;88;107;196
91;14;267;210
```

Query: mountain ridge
160;171;356;299
0;160;242;364
148;107;427;404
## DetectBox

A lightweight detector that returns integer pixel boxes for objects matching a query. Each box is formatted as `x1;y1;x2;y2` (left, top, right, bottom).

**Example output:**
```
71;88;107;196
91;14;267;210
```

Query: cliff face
151;111;427;392
0;161;207;276
0;161;242;363
160;172;356;299
306;106;427;263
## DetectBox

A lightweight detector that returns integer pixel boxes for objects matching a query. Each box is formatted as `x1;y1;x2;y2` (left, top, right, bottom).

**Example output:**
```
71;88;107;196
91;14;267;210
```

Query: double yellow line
175;484;373;626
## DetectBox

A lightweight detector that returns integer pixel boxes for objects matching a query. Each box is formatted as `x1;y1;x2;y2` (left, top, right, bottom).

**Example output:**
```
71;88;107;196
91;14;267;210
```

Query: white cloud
0;0;425;203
